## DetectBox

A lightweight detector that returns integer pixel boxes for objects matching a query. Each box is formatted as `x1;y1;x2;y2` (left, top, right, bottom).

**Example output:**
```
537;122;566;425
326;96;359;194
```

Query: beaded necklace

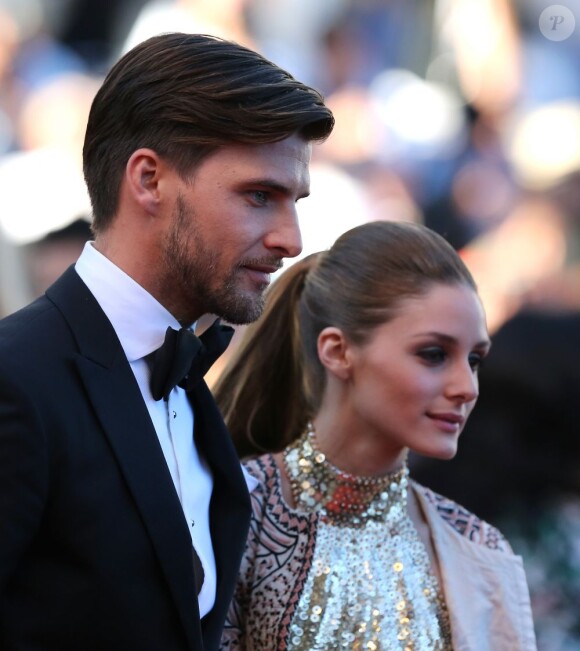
283;425;452;650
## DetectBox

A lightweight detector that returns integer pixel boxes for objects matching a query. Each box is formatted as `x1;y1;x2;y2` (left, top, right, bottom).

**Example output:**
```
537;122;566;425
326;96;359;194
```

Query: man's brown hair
83;32;334;232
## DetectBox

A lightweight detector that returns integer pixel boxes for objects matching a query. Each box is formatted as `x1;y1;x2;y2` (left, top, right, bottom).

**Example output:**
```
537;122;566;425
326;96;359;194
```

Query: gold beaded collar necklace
285;423;409;527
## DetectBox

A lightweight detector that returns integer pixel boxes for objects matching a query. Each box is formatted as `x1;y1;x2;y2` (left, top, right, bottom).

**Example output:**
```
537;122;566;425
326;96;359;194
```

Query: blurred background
1;0;579;646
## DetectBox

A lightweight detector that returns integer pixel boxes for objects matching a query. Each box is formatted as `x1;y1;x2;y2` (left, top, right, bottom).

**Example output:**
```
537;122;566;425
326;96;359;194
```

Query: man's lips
241;261;282;285
243;263;281;274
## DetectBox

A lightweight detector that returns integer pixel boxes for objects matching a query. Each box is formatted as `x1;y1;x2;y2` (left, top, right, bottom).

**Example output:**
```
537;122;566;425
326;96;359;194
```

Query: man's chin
218;292;265;326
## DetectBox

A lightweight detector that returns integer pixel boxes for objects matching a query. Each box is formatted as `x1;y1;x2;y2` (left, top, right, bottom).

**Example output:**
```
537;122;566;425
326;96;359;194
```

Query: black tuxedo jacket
0;267;251;650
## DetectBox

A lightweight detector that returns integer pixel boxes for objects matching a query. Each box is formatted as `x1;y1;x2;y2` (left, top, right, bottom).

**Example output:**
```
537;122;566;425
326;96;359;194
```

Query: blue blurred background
1;1;580;646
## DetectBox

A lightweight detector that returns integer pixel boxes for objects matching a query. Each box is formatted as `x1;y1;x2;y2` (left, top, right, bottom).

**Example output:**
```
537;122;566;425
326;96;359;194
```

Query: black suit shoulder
0;294;60;347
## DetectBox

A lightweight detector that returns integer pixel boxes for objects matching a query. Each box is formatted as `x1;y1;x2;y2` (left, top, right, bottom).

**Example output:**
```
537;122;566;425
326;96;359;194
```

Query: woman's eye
468;353;484;372
418;348;446;365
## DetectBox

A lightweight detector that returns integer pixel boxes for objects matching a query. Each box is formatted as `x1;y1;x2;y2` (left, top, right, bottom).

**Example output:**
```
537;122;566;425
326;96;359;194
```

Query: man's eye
418;348;446;365
250;190;269;205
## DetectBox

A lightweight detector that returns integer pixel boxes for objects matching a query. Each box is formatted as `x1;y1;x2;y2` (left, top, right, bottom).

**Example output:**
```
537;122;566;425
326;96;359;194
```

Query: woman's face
345;282;490;461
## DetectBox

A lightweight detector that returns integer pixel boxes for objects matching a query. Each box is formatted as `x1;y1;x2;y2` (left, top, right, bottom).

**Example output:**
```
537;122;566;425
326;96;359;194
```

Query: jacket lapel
189;383;251;648
414;486;537;651
46;267;202;649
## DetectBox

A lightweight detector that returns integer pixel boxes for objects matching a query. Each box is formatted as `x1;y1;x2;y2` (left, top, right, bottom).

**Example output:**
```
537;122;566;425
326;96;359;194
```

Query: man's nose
263;207;303;259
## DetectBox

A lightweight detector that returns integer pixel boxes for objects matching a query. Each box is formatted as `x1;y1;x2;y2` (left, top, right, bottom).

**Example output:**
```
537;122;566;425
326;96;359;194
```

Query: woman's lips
427;412;465;433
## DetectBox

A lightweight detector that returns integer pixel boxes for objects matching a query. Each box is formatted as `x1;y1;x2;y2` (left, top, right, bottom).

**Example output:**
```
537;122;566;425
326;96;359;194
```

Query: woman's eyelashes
416;346;487;372
417;347;446;366
468;351;486;372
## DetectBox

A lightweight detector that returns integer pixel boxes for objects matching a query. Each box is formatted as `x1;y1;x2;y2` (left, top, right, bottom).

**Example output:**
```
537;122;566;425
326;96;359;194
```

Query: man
0;32;333;651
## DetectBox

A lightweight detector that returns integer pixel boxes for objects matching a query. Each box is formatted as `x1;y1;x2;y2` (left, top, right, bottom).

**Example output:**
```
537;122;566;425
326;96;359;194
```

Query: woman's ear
125;148;163;215
317;327;352;381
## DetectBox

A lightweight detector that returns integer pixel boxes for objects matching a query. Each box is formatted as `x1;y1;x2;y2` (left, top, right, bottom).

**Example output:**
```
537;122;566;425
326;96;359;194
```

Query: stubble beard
162;195;266;325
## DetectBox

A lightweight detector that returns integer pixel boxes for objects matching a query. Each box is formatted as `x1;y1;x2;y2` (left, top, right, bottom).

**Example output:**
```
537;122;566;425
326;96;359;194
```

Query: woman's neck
310;414;407;477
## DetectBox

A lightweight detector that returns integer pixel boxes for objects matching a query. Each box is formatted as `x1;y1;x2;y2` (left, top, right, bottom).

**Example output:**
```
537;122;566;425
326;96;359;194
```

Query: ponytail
213;254;319;458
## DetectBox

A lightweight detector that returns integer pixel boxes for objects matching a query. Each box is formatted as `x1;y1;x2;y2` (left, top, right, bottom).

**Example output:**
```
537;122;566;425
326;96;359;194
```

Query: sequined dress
221;432;514;651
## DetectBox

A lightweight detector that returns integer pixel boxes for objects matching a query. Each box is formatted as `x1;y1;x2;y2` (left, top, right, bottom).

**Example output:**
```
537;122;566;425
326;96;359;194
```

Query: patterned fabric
421;486;512;551
221;454;512;650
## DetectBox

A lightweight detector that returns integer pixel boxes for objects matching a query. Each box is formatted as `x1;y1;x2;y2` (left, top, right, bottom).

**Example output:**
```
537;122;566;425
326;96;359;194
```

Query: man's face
159;134;312;324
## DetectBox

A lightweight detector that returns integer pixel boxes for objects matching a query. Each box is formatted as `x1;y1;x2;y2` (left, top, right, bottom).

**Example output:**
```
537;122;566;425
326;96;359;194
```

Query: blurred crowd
1;0;580;647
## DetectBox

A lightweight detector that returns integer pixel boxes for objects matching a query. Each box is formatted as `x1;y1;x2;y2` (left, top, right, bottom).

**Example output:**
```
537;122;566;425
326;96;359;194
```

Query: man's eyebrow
242;178;310;199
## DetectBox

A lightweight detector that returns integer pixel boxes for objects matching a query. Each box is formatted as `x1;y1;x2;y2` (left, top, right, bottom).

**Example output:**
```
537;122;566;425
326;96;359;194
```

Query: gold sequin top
221;436;512;651
281;429;452;650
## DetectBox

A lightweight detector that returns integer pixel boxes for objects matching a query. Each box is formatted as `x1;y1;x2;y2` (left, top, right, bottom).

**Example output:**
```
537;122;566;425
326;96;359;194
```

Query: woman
215;221;536;650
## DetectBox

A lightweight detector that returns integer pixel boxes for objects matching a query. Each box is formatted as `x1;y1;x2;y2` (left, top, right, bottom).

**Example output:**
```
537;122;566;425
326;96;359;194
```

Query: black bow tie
149;318;234;401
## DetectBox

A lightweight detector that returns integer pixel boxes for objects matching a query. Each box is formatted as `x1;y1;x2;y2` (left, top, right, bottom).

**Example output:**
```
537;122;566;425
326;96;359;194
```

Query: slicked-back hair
83;32;334;232
213;220;479;458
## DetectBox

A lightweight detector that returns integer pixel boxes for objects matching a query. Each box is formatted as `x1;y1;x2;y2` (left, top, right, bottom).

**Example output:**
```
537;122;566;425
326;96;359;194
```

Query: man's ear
125;148;164;214
317;327;352;380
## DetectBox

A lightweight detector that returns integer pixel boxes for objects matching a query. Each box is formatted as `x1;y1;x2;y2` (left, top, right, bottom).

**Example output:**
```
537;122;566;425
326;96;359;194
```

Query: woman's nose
447;364;479;403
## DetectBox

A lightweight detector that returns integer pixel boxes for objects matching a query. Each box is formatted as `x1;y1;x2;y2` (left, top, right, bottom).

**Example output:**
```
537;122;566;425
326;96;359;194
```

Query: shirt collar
75;241;188;362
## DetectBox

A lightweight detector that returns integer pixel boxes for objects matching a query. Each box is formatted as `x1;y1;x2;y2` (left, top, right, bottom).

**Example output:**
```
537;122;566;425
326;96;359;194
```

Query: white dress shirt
75;242;218;615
